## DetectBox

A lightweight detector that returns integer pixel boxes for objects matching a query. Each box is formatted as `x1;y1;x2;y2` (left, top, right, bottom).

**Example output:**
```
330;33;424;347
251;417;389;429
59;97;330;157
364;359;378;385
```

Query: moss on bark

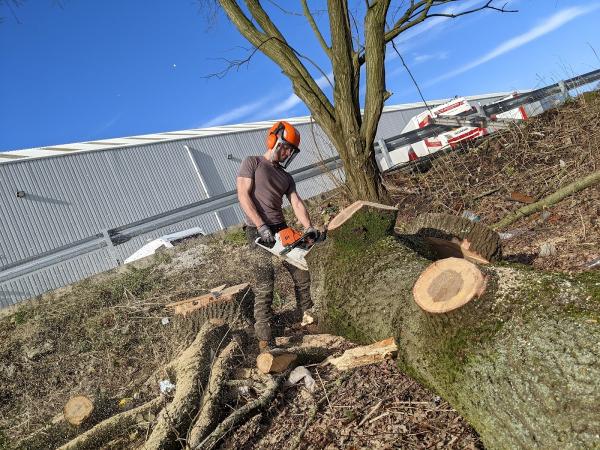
308;206;600;449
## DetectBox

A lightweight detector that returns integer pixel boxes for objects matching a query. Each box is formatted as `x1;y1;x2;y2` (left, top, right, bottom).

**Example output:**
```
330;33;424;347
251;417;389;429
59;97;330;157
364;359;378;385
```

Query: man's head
265;121;300;169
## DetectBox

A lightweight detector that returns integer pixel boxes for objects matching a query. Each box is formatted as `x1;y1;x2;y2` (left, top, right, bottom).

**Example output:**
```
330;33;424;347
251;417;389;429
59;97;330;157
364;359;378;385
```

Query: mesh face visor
279;145;299;169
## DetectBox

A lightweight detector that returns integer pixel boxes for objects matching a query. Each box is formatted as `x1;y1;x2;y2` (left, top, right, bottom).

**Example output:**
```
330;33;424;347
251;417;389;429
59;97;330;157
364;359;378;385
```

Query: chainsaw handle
255;236;275;249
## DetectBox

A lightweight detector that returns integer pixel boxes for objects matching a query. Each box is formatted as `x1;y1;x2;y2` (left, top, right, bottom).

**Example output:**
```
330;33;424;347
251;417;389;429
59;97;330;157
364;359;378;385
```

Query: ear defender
266;122;285;150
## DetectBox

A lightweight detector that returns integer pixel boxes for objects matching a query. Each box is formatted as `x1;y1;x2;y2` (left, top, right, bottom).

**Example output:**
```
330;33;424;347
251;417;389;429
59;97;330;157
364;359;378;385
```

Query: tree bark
404;213;502;263
187;339;239;448
306;202;600;450
57;398;164;450
142;320;231;450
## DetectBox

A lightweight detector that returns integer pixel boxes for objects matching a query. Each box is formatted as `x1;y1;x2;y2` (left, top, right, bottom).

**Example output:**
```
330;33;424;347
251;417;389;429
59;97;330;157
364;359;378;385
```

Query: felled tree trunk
306;201;600;450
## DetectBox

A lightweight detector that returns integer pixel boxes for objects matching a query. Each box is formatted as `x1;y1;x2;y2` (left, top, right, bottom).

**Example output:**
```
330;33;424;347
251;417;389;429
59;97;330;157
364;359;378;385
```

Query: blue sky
1;0;599;152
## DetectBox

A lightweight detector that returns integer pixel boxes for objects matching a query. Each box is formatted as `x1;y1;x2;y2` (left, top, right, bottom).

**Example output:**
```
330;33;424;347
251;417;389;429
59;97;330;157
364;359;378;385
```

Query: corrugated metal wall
0;94;509;307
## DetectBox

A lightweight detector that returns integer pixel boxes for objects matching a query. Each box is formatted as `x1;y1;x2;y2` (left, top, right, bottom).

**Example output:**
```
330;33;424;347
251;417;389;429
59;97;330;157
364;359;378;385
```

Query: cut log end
413;257;487;313
256;352;297;374
424;237;490;264
63;396;94;426
327;200;397;230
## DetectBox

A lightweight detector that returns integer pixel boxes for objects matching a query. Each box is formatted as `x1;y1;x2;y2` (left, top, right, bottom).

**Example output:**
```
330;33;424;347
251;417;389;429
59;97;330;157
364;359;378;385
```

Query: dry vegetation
387;92;600;272
0;93;598;449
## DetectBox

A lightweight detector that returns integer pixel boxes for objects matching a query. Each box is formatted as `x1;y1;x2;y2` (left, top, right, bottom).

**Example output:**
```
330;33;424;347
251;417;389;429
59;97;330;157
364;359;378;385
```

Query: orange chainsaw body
278;227;304;246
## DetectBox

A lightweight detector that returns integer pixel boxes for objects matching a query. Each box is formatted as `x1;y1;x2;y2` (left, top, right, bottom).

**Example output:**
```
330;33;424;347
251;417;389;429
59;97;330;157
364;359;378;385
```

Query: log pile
306;200;600;449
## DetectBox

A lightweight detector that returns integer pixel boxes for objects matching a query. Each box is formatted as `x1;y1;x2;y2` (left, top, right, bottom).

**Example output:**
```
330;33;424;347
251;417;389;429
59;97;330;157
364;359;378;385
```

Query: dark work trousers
245;224;312;342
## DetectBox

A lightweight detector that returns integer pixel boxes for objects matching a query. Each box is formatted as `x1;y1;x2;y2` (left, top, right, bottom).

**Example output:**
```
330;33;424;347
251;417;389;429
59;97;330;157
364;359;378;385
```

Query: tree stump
306;201;600;449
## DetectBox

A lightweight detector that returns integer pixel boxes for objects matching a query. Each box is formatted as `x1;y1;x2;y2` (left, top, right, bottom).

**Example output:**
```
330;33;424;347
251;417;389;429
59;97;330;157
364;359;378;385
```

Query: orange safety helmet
266;121;301;169
266;121;300;151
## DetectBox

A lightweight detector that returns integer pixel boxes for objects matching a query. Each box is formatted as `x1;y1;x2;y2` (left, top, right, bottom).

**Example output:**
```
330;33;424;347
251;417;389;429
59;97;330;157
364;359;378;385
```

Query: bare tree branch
219;0;336;130
384;0;516;44
348;7;365;54
266;0;303;16
328;0;361;132
301;0;332;58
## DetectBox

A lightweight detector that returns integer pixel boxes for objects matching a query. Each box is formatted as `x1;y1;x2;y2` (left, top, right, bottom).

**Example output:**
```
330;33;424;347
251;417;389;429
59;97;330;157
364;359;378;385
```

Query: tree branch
218;0;336;130
328;0;361;134
301;0;332;58
384;0;516;44
244;0;335;118
361;0;391;155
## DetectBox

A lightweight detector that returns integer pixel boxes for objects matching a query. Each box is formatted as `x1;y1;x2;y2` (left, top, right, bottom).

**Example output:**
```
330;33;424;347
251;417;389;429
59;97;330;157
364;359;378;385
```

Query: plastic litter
159;379;176;394
301;309;316;326
161;317;170;326
538;242;557;257
584;257;600;269
462;210;481;222
288;366;316;392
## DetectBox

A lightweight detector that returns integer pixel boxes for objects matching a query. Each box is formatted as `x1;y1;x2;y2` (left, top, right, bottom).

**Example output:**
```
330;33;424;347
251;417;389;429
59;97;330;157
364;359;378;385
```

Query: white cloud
269;93;302;116
425;4;599;86
413;51;449;64
200;97;272;127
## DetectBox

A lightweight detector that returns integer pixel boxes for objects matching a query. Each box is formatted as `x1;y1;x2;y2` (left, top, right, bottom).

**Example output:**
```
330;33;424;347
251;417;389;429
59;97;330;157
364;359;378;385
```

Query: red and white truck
377;94;528;171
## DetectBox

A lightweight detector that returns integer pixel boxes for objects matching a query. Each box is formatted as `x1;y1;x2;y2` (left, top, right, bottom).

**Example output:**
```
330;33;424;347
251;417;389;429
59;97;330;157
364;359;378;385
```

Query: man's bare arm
288;191;312;230
237;177;264;228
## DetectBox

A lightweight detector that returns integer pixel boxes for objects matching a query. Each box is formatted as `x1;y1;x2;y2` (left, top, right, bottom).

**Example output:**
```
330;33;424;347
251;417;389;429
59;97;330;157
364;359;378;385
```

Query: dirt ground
0;94;598;449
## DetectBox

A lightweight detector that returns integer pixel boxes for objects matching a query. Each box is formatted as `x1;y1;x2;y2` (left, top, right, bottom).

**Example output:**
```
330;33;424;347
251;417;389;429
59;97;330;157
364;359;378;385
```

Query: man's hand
304;226;320;241
258;225;275;245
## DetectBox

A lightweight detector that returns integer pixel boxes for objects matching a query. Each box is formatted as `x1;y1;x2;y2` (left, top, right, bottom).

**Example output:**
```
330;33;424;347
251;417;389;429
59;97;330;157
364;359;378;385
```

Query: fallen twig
358;400;384;427
493;170;600;230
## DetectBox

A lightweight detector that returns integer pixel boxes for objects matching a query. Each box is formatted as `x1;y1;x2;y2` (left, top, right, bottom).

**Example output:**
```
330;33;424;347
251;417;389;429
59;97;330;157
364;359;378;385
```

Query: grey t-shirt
237;156;296;226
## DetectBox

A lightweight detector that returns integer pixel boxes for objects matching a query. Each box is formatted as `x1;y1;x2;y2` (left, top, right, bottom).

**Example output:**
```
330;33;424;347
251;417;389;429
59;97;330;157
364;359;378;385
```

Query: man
236;121;318;351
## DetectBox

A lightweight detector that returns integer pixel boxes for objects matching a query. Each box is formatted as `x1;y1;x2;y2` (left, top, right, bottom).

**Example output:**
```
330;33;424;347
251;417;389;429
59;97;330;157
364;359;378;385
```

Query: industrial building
0;92;520;307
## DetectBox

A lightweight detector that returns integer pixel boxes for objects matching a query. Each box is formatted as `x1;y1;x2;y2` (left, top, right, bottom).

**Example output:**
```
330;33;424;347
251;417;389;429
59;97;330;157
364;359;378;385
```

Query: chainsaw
255;227;324;271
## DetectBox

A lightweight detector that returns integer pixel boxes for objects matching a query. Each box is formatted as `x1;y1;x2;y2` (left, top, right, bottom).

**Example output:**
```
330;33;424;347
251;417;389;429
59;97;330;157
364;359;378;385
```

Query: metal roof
0;92;518;164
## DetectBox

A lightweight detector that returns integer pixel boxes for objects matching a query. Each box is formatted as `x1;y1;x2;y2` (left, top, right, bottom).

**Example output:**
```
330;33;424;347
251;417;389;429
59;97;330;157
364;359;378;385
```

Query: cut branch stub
406;213;502;263
413;257;487;313
63;396;94;426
